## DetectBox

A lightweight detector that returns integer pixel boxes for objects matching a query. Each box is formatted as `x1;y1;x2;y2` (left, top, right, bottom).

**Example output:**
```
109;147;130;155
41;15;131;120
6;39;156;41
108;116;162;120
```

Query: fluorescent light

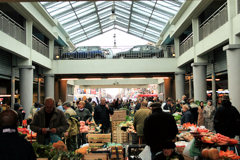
130;77;146;79
61;78;79;80
152;77;169;79
85;78;102;80
0;95;12;97
206;79;220;81
107;78;124;80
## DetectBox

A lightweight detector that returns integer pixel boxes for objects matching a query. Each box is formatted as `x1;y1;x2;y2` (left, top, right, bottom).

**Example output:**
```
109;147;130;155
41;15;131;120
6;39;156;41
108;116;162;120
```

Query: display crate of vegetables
87;133;111;143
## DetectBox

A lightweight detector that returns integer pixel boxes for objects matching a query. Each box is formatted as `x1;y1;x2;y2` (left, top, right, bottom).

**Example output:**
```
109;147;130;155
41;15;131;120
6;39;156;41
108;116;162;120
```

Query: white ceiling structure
41;1;185;45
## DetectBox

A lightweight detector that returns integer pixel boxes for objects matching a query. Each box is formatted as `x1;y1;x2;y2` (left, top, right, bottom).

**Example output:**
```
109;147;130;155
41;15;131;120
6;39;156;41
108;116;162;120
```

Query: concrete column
191;63;207;101
163;47;168;58
37;77;41;103
192;18;199;46
174;38;180;57
175;72;185;100
25;20;33;48
49;39;54;59
211;63;217;107
44;74;55;99
60;80;67;103
189;76;193;99
223;44;240;112
19;65;35;119
11;67;15;109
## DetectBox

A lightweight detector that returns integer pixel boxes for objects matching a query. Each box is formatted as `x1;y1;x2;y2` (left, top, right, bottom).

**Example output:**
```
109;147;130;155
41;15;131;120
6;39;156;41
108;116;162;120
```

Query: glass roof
41;0;184;45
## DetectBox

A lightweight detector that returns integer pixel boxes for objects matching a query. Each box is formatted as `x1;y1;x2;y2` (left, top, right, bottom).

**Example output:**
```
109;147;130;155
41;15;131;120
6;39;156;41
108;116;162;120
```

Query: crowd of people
0;94;239;160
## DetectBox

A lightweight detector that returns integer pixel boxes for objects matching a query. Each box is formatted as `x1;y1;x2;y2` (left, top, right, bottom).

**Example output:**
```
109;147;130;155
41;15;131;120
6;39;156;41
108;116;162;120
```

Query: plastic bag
139;145;152;160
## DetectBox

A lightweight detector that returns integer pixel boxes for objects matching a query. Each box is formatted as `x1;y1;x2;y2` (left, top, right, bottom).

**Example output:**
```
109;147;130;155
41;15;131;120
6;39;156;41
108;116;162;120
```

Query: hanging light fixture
109;2;116;20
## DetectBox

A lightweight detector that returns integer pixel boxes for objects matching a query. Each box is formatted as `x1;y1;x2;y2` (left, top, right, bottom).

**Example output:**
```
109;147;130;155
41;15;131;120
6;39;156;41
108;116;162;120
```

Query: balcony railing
180;33;193;55
162;45;175;58
199;2;228;40
0;10;26;44
54;45;175;60
32;35;49;58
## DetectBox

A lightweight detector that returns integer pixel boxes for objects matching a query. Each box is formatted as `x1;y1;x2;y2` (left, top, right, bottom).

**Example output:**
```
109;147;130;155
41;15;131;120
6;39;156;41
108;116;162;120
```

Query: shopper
94;97;113;133
0;109;36;160
76;101;92;145
14;103;23;126
133;100;152;144
189;99;199;124
203;100;215;131
181;104;193;124
197;101;205;126
144;102;179;160
214;96;240;138
63;102;78;151
84;98;93;114
30;97;68;145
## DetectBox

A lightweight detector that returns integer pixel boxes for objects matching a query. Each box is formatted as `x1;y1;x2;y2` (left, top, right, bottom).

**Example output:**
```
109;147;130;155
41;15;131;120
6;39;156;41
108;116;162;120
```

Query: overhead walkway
52;58;177;78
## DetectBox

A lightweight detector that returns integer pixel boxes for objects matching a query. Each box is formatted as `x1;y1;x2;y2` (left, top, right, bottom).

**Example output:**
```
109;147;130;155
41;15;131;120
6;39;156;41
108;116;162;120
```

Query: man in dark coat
30;97;69;145
0;109;36;160
144;102;178;160
84;99;93;114
214;96;240;138
94;97;113;133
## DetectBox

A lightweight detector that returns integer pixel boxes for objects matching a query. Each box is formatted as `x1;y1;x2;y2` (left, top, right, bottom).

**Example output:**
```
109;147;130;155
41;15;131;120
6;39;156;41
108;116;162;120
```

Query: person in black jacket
214;96;240;138
144;102;179;160
94;97;113;133
0;109;36;160
84;98;93;114
181;104;194;124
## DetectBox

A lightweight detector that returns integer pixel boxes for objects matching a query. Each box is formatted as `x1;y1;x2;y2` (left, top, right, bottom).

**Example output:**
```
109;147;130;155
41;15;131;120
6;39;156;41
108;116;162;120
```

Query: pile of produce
75;144;89;155
79;121;89;133
18;127;29;135
177;132;194;142
173;113;181;121
200;133;238;145
32;141;83;160
201;148;240;160
182;123;197;129
219;150;240;159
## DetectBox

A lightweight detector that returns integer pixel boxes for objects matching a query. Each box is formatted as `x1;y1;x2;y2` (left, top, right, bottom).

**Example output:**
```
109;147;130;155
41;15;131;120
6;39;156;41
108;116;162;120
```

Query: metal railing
54;45;175;60
162;45;175;58
199;2;228;40
180;33;193;55
0;10;26;44
32;35;49;58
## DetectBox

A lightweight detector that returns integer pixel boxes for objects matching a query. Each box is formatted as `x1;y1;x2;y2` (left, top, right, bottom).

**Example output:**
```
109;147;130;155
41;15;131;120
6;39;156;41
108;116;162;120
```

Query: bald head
0;110;18;128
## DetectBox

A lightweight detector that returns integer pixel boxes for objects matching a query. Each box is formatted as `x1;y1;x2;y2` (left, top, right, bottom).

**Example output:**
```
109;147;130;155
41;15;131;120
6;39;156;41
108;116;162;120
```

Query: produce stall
175;123;240;160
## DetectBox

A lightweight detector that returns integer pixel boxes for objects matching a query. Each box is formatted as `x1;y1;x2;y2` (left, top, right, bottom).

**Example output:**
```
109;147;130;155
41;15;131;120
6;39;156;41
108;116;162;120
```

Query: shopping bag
139;145;152;160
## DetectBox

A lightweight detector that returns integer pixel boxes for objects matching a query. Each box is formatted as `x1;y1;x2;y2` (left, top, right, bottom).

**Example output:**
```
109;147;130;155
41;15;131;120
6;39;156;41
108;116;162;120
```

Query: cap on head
62;101;71;108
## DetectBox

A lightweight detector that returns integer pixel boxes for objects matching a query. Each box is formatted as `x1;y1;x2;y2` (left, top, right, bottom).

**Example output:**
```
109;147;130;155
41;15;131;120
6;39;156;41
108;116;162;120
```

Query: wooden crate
87;133;111;143
84;153;108;160
89;143;105;151
112;127;128;143
110;146;124;160
111;121;124;131
112;110;126;121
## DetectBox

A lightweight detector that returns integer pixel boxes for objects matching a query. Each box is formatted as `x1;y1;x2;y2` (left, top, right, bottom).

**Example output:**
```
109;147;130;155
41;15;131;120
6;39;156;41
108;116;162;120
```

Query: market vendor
30;97;68;145
0;109;36;160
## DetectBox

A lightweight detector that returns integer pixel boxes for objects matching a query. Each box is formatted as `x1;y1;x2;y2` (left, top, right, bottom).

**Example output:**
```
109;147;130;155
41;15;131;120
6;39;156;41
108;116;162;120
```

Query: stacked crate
111;110;128;144
87;133;111;151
